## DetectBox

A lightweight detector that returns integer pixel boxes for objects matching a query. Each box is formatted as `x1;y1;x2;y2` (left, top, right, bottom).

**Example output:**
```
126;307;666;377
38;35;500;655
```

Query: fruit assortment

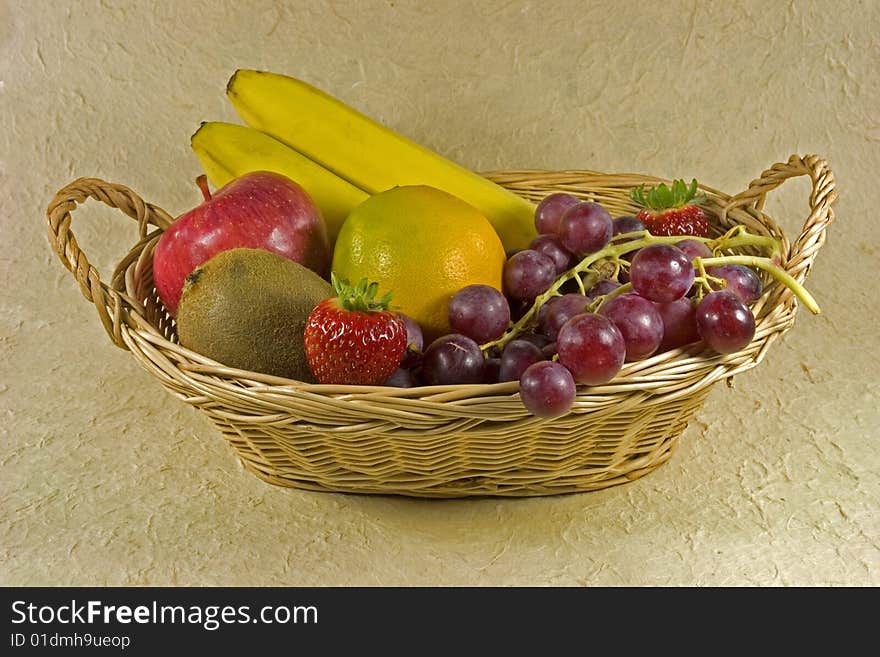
175;248;330;383
330;184;506;341
157;68;821;419
204;69;536;251
153;170;330;315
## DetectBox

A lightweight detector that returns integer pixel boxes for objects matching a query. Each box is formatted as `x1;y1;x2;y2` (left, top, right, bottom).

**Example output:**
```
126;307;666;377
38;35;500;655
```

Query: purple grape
696;290;756;354
483;357;501;384
707;264;763;304
536;295;560;336
620;245;639;273
397;312;424;368
541;341;558;359
536;297;553;327
498;339;544;382
530;234;574;274
585;279;621;299
448;284;511;344
675;239;713;262
421;334;486;384
503;250;557;301
385;367;421;388
599;293;664;361
540;293;589;340
557;275;587;295
398;313;424;352
614;227;647;283
612;215;646;242
655;297;700;352
674;241;713;297
517;332;552;349
556;313;626;385
558;202;613;256
535;192;581;235
508;297;532;322
630;244;695;303
519;361;577;418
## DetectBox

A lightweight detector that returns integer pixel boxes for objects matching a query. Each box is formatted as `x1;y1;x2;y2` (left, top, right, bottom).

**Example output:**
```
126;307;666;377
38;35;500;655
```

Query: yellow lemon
332;185;507;341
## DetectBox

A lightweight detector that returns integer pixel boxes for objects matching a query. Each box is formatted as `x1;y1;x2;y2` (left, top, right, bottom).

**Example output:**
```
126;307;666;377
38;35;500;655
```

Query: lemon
332;185;507;341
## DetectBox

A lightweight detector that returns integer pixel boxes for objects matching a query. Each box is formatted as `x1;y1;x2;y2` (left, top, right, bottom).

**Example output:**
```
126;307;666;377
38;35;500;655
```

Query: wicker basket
46;155;836;498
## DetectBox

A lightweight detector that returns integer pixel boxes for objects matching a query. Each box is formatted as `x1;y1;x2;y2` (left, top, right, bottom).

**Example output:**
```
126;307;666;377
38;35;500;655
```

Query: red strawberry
304;275;407;385
630;178;709;238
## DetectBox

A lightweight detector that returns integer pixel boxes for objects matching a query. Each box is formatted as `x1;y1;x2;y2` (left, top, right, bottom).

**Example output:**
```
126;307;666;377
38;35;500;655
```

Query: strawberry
630;178;709;238
304;275;407;385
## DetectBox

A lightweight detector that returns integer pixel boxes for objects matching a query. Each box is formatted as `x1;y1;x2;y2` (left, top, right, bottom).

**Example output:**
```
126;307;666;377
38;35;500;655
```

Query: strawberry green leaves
630;178;706;211
330;272;395;313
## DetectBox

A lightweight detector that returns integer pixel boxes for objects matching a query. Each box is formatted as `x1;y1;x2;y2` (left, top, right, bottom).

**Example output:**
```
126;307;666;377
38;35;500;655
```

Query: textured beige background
2;0;878;586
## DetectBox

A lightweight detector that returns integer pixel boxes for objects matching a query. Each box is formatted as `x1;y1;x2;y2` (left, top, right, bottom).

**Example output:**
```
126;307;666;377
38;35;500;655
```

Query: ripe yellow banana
190;121;369;243
226;69;538;251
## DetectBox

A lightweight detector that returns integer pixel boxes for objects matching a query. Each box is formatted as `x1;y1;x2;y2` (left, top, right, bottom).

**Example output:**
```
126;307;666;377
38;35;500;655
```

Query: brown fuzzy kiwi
176;248;331;382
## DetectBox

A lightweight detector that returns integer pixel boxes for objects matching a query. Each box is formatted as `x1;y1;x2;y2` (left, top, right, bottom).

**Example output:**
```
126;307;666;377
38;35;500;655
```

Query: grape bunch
383;184;820;421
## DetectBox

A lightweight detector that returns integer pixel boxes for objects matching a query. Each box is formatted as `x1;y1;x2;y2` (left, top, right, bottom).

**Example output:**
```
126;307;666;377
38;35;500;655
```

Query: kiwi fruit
175;248;331;382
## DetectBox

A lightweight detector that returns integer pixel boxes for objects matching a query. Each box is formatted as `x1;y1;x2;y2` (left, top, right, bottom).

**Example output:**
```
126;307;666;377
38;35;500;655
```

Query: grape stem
692;258;726;301
481;227;816;353
697;255;820;314
589;282;633;313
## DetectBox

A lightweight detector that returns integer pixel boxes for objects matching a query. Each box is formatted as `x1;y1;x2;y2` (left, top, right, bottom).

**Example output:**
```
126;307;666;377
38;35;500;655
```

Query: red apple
153;171;330;316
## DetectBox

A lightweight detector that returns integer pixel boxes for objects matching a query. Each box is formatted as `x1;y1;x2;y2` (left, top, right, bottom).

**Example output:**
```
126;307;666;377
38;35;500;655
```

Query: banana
190;121;369;243
226;69;538;251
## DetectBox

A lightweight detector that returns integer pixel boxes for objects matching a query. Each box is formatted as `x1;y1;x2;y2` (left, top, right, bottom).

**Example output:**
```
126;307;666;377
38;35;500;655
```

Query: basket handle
721;154;837;286
46;178;175;349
